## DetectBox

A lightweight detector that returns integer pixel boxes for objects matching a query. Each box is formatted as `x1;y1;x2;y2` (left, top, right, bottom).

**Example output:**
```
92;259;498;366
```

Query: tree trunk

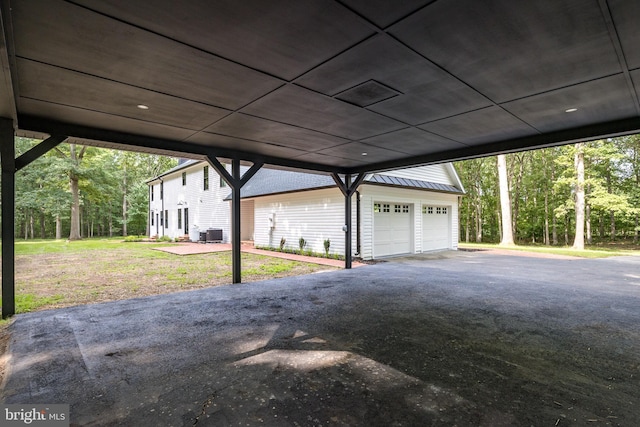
572;143;585;250
610;211;616;241
586;204;592;245
544;192;550;246
68;144;82;240
122;166;128;237
634;214;638;244
564;213;569;246
475;198;482;243
497;154;514;245
55;214;62;240
40;208;46;239
29;212;34;239
465;201;470;243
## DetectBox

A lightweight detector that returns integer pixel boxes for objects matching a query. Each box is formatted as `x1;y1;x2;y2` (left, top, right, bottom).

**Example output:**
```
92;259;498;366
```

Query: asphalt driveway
2;251;639;426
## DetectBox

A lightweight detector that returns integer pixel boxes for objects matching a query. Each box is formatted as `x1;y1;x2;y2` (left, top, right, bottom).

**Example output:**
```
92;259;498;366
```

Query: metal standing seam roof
222;168;464;200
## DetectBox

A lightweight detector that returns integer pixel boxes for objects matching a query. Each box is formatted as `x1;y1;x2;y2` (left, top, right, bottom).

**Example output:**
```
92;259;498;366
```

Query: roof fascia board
17;115;351;174
0;2;18;124
347;117;640;174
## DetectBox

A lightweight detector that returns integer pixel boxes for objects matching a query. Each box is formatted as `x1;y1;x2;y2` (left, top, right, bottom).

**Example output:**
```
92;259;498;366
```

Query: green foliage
14;138;178;240
157;235;173;242
298;237;307;253
456;137;640;246
124;235;144;242
323;238;331;256
279;237;286;251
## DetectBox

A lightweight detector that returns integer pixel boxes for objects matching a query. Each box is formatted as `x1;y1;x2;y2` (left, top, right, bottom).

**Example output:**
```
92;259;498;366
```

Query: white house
148;160;464;260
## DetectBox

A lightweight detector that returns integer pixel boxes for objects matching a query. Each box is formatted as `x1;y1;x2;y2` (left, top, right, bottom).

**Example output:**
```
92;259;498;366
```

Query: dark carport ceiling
2;0;640;173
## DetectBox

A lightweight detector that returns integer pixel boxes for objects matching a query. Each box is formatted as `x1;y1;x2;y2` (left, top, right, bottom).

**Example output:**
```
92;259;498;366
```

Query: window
442;207;448;214
182;172;186;186
394;204;401;213
160;182;163;200
220;176;227;188
436;207;442;214
150;185;154;201
203;166;209;190
160;211;163;226
150;212;154;226
374;203;381;213
383;204;390;213
178;209;182;229
402;205;409;213
165;210;168;227
422;206;427;214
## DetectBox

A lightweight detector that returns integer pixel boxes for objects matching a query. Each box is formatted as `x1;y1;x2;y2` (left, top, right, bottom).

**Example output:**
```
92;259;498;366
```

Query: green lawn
458;242;640;258
2;238;336;315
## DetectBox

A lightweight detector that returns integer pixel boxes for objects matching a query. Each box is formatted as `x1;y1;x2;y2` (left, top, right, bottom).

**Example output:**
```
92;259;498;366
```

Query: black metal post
332;172;366;270
1;118;15;318
231;159;241;284
344;174;352;269
205;155;263;284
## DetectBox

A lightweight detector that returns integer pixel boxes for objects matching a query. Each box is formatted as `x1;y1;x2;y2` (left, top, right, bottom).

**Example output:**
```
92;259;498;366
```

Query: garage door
374;202;412;257
422;205;450;251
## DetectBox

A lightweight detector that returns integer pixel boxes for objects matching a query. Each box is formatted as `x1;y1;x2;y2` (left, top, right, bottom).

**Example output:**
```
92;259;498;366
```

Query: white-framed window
442;207;448;214
383;204;390;213
182;172;186;186
395;204;401;213
374;203;381;213
436;207;442;214
402;205;409;213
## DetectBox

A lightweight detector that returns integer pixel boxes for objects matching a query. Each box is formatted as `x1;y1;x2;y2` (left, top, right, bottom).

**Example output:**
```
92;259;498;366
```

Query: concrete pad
2;252;640;425
153;242;364;268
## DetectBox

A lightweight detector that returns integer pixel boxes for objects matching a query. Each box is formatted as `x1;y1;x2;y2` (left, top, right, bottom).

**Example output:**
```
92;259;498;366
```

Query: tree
572;143;585;250
497;154;514;245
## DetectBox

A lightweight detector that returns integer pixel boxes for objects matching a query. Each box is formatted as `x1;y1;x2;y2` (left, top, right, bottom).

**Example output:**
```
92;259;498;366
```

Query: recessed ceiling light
565;108;578;113
137;104;150;110
361;152;368;156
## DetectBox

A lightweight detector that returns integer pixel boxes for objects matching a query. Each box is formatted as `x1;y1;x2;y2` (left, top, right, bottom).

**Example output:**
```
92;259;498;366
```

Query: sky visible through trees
10;135;640;246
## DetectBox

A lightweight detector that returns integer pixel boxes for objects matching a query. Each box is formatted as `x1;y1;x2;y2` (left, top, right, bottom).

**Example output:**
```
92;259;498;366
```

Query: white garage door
422;205;450;251
374;202;412;257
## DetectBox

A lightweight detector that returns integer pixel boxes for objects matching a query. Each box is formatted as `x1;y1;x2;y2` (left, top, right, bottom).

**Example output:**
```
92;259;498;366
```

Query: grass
458;242;640;258
3;238;337;314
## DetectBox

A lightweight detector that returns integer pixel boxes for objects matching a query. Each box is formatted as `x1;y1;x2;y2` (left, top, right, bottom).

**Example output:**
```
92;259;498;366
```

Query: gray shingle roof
232;168;335;199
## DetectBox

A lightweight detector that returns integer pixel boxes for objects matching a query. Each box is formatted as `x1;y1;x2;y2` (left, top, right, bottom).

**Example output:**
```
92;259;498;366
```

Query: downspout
356;190;361;256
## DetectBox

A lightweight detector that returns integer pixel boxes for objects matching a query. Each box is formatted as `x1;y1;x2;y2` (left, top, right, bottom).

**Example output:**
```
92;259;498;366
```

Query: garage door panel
374;203;411;257
422;205;450;251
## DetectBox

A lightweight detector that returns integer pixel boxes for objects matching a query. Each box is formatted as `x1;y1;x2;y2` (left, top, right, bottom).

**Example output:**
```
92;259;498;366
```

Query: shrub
124;235;144;242
157;235;172;242
279;237;286;251
323;239;330;256
298;237;307;253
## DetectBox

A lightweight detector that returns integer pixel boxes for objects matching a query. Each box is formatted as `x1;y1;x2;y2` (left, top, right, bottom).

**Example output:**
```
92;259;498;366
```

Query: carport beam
205;155;262;284
332;172;366;269
1;118;14;318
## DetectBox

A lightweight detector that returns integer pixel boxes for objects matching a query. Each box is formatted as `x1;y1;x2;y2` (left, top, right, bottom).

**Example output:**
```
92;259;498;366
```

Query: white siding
253;188;357;256
149;163;232;241
378;163;453;185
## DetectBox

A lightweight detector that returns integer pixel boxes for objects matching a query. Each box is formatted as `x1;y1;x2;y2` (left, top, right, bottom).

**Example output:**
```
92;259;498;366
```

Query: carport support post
332;172;366;269
205;155;263;284
1;118;14;318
